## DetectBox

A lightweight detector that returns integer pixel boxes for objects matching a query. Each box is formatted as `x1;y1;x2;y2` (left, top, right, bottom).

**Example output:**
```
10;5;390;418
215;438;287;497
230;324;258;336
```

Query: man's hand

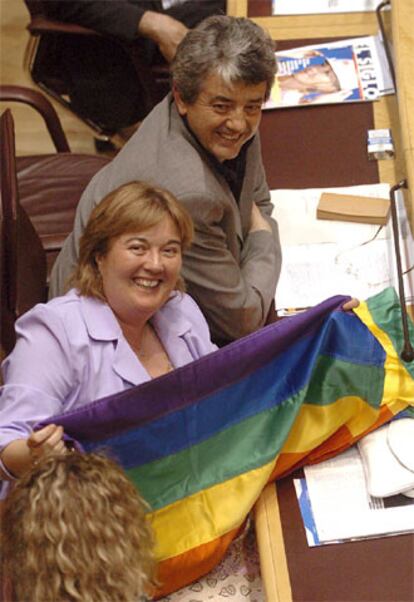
138;11;188;62
342;298;360;311
27;424;66;464
249;202;272;234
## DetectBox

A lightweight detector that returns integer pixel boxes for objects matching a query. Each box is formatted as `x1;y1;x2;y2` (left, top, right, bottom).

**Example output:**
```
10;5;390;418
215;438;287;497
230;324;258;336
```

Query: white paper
272;0;387;15
303;447;414;543
271;184;414;310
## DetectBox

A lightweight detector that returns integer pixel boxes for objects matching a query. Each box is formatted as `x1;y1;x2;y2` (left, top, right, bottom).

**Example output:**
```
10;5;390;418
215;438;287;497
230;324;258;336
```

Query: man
43;0;225;132
50;15;282;345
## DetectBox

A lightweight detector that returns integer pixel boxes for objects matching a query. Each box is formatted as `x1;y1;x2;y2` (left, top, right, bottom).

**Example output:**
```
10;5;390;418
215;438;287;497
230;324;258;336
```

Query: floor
160;523;264;602
0;0;96;156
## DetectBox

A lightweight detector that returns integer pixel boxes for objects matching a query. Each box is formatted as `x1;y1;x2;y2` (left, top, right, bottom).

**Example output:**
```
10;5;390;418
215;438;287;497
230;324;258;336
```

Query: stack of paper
294;446;414;547
271;183;414;311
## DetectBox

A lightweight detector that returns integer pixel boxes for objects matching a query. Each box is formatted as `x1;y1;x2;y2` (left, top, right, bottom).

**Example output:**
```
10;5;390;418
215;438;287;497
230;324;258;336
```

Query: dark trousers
40;0;226;131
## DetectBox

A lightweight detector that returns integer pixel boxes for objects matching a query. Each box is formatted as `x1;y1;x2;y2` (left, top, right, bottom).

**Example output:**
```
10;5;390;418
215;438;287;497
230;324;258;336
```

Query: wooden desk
226;2;414;599
392;0;414;226
255;478;414;602
227;0;414;229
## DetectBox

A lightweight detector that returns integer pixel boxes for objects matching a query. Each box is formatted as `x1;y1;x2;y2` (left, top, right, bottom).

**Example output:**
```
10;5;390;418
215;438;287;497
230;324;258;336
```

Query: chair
23;0;170;143
0;85;110;274
0;109;47;356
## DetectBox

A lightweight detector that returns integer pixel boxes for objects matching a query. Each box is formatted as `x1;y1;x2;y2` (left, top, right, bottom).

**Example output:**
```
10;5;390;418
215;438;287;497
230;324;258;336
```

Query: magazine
264;35;394;110
294;447;414;547
272;0;387;15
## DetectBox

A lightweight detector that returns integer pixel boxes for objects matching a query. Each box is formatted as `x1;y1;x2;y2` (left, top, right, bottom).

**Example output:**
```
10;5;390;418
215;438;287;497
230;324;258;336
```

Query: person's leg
37;1;226;133
60;35;146;131
165;0;226;28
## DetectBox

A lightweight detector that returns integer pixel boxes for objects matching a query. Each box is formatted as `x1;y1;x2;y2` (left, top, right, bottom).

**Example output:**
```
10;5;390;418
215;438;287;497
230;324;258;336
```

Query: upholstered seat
0;87;111;354
1;109;47;356
16;153;108;252
0;85;109;271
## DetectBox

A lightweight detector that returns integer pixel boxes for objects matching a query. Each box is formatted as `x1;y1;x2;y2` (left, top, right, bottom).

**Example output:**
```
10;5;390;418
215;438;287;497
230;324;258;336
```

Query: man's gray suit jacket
49;94;282;344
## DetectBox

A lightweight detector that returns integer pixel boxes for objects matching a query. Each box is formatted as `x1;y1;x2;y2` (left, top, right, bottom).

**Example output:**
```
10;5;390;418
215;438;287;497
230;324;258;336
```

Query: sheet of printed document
272;0;388;15
295;447;414;545
271;184;414;311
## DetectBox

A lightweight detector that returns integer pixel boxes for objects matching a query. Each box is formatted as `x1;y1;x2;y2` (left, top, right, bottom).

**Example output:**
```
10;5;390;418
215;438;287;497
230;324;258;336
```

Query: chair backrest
0;109;47;356
24;0;46;18
24;0;100;36
0;85;70;152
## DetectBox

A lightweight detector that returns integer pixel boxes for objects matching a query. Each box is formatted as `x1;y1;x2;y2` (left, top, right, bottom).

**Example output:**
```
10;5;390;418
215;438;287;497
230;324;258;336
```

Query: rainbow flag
42;288;414;597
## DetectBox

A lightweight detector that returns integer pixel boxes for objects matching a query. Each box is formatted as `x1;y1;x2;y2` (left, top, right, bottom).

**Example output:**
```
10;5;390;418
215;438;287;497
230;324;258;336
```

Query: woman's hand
27;424;66;465
0;425;66;480
342;298;360;311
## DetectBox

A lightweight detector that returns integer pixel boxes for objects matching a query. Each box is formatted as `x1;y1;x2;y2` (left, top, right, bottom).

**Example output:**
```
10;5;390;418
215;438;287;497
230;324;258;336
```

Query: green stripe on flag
367;287;414;379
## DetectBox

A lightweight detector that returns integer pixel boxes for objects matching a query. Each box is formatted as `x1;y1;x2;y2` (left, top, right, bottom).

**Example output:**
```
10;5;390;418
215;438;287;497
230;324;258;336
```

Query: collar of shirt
78;291;192;343
77;291;195;383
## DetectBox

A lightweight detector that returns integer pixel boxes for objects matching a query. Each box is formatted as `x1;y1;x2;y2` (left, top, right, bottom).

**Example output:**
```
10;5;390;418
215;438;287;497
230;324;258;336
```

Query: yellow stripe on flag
355;301;413;417
149;458;276;560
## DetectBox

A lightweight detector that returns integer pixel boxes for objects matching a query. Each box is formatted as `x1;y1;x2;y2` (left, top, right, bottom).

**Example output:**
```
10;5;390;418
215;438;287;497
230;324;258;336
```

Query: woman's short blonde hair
69;181;194;300
1;452;155;602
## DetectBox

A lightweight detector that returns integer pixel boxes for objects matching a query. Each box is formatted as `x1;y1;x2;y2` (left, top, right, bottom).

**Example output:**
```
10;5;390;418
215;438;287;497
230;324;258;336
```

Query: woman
1;452;155;602
0;181;217;484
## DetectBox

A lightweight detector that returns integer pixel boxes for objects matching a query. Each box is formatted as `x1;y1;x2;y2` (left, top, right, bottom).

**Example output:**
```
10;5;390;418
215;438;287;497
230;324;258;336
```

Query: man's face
174;72;267;162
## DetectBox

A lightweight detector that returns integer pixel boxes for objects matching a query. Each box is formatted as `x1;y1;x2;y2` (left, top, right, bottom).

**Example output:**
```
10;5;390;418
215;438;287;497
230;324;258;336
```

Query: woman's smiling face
96;216;182;324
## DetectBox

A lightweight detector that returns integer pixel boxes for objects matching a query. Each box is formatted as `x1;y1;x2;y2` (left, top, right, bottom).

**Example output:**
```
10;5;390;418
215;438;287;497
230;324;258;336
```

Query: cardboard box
317;192;390;225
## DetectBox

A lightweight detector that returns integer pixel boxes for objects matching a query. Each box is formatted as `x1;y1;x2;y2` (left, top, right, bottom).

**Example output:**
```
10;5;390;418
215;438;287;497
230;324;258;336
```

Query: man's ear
172;82;188;116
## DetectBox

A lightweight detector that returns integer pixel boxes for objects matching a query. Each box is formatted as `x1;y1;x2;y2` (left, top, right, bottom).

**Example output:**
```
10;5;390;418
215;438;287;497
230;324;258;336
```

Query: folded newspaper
265;35;394;110
294;443;414;547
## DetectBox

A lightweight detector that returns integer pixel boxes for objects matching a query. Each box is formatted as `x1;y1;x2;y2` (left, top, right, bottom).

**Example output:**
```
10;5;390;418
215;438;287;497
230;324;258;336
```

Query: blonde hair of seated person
1;452;155;602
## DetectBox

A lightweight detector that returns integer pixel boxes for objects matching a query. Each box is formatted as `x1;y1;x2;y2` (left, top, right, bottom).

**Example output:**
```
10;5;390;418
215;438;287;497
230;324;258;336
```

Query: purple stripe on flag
39;296;349;441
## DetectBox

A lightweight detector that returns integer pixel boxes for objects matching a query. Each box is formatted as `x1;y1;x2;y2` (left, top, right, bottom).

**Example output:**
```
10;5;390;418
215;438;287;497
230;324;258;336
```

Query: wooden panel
373;95;404;186
226;0;247;17
251;13;382;40
226;0;248;17
254;483;292;602
392;0;414;227
260;101;379;190
259;38;379;190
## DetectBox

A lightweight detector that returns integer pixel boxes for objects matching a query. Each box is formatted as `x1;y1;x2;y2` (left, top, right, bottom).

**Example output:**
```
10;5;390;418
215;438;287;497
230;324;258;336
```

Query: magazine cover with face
265;35;394;109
